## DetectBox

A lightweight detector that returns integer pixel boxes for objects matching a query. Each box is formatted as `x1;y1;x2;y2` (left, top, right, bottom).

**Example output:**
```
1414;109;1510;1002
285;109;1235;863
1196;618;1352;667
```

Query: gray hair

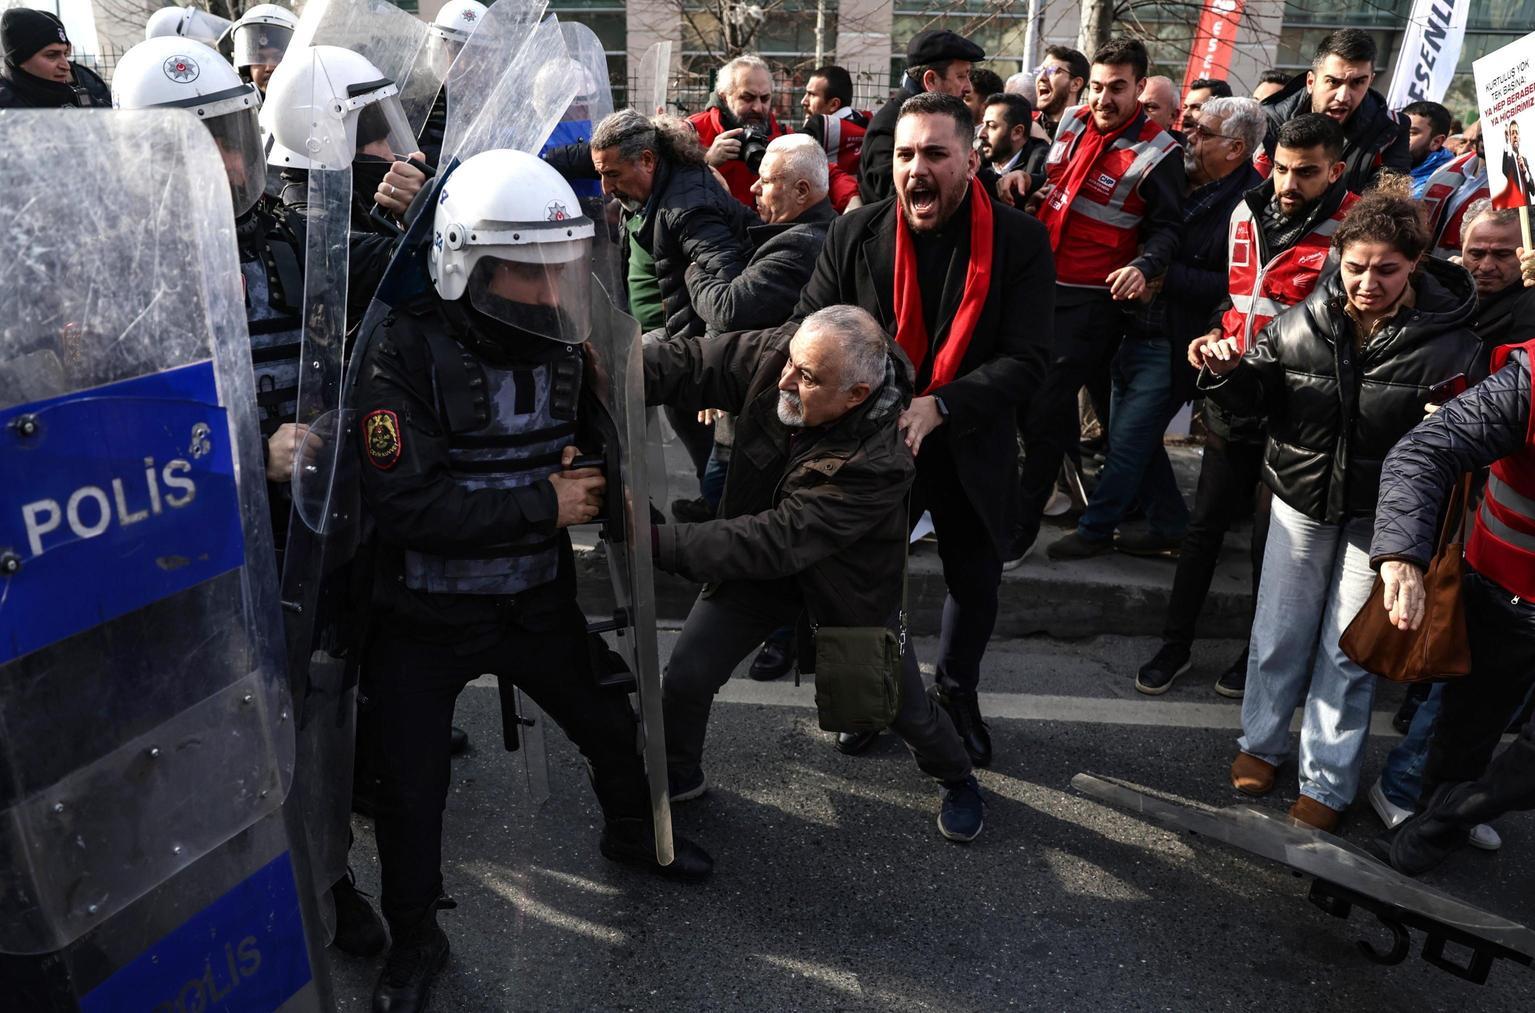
800;305;889;392
591;109;705;167
1462;198;1520;238
1004;72;1035;96
1201;96;1266;156
716;54;771;97
763;133;828;193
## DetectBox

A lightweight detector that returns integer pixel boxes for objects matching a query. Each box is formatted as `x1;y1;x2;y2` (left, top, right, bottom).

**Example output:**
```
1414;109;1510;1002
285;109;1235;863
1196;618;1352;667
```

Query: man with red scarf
1008;36;1185;564
789;91;1056;766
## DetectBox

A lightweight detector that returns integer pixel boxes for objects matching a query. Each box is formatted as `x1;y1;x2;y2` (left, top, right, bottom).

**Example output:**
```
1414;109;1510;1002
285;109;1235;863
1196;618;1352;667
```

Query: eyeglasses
1185;122;1239;142
1035;64;1070;77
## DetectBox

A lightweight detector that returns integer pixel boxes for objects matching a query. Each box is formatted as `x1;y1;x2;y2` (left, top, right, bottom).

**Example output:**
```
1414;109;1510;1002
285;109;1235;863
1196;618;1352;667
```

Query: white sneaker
1371;778;1501;850
1042;489;1072;517
1369;779;1411;829
1469;823;1503;851
1001;537;1035;571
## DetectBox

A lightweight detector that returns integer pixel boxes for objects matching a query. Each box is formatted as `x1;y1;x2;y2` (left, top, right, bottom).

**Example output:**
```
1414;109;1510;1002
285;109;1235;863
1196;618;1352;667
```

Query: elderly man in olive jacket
644;305;985;843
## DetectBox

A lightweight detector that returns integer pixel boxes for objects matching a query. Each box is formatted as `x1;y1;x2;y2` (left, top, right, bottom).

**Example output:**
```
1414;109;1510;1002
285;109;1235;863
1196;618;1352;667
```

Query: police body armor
237;200;306;439
403;321;584;596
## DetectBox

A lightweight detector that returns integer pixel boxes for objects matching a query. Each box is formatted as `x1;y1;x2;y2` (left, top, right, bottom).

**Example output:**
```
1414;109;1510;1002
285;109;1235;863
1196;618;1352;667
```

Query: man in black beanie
0;9;110;108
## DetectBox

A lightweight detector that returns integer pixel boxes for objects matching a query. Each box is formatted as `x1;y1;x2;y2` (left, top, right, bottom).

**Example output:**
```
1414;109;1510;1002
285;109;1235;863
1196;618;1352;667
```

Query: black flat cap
906;29;984;66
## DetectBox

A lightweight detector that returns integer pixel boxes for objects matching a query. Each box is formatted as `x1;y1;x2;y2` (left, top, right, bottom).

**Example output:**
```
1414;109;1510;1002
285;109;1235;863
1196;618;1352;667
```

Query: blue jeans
1239;497;1378;810
1380;684;1444;810
1077;334;1189;541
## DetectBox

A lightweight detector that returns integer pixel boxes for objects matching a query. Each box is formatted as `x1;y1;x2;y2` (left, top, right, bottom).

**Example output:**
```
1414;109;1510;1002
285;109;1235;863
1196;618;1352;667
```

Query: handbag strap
1437;472;1475;552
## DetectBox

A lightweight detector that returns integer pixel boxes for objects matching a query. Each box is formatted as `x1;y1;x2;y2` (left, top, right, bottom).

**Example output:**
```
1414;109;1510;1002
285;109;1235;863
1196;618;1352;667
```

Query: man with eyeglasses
1033;45;1089;138
1137;113;1357;697
691;54;791;209
1057;96;1266;574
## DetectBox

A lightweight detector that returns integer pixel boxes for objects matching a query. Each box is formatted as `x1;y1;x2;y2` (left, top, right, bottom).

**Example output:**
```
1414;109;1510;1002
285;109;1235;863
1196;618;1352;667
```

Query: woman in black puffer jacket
1194;188;1482;832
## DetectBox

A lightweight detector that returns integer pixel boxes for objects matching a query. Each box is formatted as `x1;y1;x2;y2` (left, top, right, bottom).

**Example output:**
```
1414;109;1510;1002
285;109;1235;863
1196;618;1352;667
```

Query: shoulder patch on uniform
364;409;402;470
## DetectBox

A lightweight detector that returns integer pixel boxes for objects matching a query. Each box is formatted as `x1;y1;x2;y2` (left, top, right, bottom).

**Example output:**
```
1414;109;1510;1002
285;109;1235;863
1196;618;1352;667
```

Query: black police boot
599;818;714;882
930;684;992;768
748;637;796;681
449;725;469;756
372;904;452;1013
331;871;387;957
921;684;994;764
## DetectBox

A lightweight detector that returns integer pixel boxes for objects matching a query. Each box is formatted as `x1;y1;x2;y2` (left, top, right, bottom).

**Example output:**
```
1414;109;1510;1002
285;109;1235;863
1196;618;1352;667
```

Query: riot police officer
352;148;712;1012
227;2;297;95
111;36;390;957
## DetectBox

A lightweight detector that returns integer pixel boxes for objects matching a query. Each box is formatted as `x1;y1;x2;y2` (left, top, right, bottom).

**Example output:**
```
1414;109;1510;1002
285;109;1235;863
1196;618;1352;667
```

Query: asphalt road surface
328;632;1535;1012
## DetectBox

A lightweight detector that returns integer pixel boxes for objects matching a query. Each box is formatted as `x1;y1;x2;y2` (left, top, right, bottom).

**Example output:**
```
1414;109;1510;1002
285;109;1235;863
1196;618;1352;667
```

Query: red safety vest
817;109;868;176
687;106;790;209
1466;338;1535;602
1220;191;1359;353
1040;106;1180;288
1422;152;1488;259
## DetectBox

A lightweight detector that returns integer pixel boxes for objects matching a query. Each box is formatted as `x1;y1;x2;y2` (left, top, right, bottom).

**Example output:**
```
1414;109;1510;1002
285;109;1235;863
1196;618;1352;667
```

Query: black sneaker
668;768;707;802
331;872;387;957
1135;642;1191;696
1214;648;1248;699
748;638;795;681
938;775;986;842
372;910;450;1013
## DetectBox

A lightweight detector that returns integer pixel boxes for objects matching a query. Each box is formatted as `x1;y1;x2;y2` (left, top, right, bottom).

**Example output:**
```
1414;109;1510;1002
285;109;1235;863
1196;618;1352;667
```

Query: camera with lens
740;125;771;174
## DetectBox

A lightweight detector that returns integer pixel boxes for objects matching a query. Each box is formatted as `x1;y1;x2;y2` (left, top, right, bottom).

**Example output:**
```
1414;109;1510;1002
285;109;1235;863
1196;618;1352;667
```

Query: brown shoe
1229;752;1277;796
1288;795;1343;833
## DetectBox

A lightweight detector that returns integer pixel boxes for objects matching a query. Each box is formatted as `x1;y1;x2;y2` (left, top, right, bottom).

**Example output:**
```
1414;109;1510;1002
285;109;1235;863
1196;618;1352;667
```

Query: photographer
689;54;790;209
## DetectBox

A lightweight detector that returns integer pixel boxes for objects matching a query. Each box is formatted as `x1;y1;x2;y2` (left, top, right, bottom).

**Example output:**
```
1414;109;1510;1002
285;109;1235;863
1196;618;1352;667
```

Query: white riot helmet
431;0;488;44
262;44;418;171
430;150;595;344
230;4;297;75
144;5;232;46
112;37;264;216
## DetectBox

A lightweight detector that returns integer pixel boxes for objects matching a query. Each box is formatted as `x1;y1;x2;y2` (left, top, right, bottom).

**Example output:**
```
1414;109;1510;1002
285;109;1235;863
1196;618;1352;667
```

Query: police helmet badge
364;409;403;469
546;200;571;222
163;55;200;83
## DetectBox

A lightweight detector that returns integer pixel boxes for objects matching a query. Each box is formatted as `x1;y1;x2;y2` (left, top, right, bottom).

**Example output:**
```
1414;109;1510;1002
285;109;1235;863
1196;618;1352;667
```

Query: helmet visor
348;90;418;162
466;240;593;344
233;23;293;69
207;104;266;217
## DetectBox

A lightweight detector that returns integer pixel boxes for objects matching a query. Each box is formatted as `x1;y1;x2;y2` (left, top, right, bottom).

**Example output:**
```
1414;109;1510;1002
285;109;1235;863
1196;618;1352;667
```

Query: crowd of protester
6;4;1535;1003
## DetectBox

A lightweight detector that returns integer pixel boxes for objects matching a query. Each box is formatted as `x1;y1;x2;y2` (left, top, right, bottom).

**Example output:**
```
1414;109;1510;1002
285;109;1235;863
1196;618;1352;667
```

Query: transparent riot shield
552;20;619;297
1073;774;1535;984
285;0;440;143
441;7;581;164
0;110;330;1007
280;48;359;942
584;280;675;865
635;40;672;115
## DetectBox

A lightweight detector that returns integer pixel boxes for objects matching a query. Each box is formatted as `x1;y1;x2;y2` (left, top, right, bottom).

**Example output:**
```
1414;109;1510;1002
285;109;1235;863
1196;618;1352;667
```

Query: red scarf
1039;105;1142;254
893;176;993;394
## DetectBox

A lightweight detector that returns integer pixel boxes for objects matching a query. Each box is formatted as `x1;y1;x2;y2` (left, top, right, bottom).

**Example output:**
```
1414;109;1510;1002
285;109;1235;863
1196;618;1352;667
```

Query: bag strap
897;542;910;657
1437;472;1475;551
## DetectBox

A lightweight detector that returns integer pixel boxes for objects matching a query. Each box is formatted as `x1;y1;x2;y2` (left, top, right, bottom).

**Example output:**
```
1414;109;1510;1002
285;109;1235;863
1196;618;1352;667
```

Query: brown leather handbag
1342;474;1474;684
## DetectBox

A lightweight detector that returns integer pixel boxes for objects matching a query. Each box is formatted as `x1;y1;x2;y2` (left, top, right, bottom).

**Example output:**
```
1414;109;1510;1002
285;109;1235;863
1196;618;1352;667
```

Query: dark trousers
910;434;1003;697
361;608;649;931
663;581;971;784
1421;569;1535;807
1016;290;1126;547
1161;428;1271;646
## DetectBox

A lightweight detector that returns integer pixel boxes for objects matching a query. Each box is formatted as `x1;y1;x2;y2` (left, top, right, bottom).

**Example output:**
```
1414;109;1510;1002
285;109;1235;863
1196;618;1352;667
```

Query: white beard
776;390;805;427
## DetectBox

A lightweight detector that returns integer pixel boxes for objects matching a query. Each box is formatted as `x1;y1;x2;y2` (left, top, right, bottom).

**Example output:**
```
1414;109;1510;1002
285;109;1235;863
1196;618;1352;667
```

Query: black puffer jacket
1371;350;1531;570
1472;283;1535;356
1201;256;1482;522
543;141;755;338
0;60;109;107
1259;76;1409;194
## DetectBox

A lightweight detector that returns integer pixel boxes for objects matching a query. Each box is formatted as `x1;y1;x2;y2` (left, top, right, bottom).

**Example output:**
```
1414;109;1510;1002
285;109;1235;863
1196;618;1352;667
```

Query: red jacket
1221;190;1358;353
1467;338;1535;601
688;106;790;209
1038;106;1180;287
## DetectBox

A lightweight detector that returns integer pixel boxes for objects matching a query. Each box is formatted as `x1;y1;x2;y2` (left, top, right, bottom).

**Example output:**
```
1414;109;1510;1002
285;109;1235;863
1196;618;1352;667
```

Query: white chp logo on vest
163;55;200;83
